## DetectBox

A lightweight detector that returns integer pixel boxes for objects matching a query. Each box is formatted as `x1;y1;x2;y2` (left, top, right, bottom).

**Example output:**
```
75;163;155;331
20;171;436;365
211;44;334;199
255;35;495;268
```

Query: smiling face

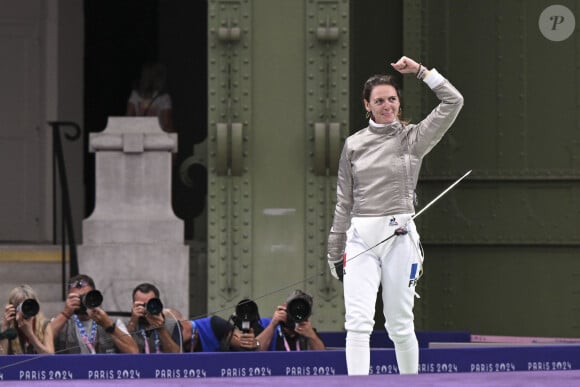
364;84;400;124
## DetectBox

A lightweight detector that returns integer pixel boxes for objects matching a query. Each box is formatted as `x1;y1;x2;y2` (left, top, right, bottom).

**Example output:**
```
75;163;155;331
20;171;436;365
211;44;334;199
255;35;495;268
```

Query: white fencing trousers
343;215;422;375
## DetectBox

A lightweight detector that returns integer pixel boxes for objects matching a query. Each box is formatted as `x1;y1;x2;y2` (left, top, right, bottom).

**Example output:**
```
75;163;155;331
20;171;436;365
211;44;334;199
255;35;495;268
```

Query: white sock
394;335;419;374
345;331;370;375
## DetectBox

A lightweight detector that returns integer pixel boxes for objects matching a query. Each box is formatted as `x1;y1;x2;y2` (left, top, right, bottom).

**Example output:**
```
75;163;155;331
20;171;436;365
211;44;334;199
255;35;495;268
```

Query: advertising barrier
1;345;579;381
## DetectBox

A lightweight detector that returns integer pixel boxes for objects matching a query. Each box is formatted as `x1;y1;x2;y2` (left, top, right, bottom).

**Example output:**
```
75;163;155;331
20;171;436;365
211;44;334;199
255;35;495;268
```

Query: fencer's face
364;84;400;124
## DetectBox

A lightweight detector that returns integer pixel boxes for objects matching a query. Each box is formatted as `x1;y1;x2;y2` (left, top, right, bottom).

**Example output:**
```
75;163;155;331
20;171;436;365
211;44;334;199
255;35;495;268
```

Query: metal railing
48;121;81;300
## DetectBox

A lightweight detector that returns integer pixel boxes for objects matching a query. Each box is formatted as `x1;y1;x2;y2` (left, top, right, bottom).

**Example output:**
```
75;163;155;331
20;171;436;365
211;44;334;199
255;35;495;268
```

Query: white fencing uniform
344;215;422;374
327;69;464;375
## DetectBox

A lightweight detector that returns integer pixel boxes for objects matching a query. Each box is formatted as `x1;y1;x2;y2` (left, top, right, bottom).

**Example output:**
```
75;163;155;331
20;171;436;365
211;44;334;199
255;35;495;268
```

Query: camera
76;290;103;314
0;328;17;340
233;299;259;333
16;299;40;320
81;290;103;309
284;290;313;330
145;298;163;315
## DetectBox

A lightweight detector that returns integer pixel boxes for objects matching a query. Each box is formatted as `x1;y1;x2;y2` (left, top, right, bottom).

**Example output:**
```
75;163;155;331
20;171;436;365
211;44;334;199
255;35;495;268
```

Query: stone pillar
78;117;189;317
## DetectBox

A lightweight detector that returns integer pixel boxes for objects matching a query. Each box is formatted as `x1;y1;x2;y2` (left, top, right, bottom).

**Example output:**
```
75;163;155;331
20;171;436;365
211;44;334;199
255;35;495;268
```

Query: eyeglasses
69;279;89;289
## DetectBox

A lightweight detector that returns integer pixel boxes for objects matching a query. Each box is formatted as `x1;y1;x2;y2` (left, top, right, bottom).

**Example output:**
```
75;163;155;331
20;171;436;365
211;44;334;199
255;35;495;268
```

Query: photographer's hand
131;301;146;318
272;305;287;325
145;312;165;329
48;293;79;337
86;308;138;354
15;312;54;354
127;301;146;333
87;307;114;328
295;321;315;339
63;293;79;318
295;321;325;350
2;304;15;330
16;313;34;337
148;309;180;353
237;328;259;350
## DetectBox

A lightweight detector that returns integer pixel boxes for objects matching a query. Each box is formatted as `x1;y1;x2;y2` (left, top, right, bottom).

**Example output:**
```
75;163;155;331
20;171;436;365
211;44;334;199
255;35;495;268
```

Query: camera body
284;290;313;330
76;290;103;314
137;298;164;327
232;299;260;333
0;328;17;340
16;299;40;320
145;298;163;315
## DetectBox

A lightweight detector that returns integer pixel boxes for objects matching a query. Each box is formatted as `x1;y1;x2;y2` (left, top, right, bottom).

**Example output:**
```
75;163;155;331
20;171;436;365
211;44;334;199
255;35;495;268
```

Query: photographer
179;315;235;352
255;290;325;351
229;298;269;351
0;284;53;354
127;283;180;353
50;274;138;354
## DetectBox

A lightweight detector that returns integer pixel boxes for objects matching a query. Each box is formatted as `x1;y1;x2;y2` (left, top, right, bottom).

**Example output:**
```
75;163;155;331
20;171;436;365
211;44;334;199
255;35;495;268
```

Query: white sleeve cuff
423;68;445;89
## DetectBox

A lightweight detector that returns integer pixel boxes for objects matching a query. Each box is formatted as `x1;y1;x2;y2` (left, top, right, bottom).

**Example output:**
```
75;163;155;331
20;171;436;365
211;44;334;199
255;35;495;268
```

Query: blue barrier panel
318;330;471;348
0;345;578;381
418;346;578;374
0;351;346;381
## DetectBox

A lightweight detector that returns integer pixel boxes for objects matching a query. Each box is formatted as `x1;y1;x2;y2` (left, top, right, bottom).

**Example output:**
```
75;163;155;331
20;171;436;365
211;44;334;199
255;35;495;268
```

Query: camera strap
72;315;97;354
140;327;160;354
279;327;301;351
282;336;299;351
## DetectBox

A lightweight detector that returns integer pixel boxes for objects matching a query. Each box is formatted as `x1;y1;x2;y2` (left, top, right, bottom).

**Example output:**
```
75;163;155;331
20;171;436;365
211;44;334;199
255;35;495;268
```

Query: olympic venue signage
0;346;579;381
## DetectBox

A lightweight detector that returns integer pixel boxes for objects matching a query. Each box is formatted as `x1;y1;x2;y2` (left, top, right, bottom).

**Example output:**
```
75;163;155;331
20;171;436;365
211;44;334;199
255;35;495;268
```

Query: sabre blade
412;170;472;220
340;170;472;267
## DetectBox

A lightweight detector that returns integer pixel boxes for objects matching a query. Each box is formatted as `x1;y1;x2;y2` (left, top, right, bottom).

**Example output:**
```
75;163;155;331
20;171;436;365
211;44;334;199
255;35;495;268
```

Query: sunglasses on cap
69;279;90;289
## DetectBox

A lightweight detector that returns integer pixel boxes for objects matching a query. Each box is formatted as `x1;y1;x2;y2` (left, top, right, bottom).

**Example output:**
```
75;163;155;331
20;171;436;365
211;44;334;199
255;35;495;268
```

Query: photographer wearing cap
0;284;53;354
255;290;325;351
50;274;138;354
179;315;236;352
126;283;180;353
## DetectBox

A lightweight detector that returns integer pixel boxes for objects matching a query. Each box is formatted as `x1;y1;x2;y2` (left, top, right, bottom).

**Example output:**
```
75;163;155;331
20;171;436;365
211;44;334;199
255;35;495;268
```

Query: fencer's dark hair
362;74;402;103
132;283;160;300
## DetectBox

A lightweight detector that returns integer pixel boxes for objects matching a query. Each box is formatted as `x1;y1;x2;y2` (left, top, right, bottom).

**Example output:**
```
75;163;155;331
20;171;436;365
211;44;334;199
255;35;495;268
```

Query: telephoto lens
17;299;40;320
234;299;259;332
146;298;163;315
286;298;311;322
81;290;103;309
285;290;313;329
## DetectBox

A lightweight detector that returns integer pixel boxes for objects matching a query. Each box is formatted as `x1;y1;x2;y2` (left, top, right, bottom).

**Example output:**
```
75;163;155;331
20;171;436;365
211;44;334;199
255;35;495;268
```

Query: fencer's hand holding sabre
327;231;346;281
329;261;344;282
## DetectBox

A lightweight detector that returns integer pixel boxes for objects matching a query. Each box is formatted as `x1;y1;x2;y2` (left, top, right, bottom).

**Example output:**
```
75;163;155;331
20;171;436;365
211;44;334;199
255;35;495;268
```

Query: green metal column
207;0;253;312
305;0;349;329
404;0;580;337
207;0;349;330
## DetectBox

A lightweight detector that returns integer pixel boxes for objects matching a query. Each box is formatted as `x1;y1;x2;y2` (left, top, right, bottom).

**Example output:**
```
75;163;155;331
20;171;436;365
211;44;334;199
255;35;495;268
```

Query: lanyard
279;327;301;351
72;315;97;354
140;328;160;354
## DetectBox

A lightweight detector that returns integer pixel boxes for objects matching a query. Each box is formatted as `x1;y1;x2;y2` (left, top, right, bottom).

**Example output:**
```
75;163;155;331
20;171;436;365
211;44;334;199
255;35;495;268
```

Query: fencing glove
327;231;346;281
